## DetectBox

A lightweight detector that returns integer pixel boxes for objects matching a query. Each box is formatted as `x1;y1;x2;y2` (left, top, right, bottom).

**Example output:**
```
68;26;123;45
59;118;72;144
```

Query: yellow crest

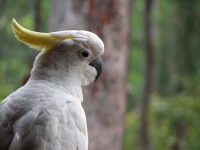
12;19;68;50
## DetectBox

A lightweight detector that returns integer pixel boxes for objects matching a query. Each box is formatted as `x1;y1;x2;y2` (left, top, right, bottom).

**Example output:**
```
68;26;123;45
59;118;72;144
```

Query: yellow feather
12;18;60;50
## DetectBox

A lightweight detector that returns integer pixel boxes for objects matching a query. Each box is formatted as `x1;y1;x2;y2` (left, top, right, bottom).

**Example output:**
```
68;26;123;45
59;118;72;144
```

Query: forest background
0;0;200;150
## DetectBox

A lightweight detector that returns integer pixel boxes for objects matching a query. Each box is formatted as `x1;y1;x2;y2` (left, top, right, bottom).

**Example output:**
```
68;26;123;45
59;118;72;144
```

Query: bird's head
12;19;104;86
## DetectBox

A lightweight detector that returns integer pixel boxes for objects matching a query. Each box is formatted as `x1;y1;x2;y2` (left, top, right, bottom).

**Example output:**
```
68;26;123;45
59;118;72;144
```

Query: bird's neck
31;50;82;83
27;79;83;102
28;51;84;101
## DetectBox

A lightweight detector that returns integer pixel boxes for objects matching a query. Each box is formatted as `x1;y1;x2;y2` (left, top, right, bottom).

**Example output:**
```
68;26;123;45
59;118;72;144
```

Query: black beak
89;57;103;81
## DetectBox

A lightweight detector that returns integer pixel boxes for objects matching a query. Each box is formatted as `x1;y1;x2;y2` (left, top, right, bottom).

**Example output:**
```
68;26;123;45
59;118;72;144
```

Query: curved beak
89;58;103;81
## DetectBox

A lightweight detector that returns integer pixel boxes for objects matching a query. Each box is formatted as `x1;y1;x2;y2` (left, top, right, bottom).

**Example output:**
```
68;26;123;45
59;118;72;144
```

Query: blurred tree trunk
170;1;199;149
22;0;43;85
171;122;187;150
50;0;130;150
34;0;42;32
173;0;200;93
138;0;155;150
0;0;6;15
157;0;200;95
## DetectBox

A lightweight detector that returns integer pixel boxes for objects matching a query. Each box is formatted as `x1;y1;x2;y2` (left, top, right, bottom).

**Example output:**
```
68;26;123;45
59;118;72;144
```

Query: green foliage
156;0;200;95
123;93;200;150
0;59;28;100
155;0;177;96
151;94;200;150
122;111;139;150
0;0;33;101
125;0;200;149
0;0;49;101
127;0;145;110
1;0;200;149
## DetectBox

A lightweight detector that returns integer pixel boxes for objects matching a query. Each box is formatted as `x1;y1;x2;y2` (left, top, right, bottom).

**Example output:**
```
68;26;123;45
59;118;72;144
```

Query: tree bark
138;0;155;150
50;1;130;150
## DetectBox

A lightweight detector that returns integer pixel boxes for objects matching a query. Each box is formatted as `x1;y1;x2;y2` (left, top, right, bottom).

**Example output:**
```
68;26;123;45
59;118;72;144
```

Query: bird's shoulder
0;85;87;150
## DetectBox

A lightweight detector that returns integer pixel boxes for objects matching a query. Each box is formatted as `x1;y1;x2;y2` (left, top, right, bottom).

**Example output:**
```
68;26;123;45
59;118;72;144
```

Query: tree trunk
50;1;130;150
22;0;43;85
171;122;187;150
138;0;155;150
34;0;42;32
0;0;6;15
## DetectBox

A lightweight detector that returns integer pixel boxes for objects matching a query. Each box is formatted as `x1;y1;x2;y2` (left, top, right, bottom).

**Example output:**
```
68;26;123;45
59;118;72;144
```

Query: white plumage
0;19;104;150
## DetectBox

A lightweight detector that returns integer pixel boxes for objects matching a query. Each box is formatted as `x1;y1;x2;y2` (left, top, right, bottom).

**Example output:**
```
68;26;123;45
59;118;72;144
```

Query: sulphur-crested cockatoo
0;19;104;150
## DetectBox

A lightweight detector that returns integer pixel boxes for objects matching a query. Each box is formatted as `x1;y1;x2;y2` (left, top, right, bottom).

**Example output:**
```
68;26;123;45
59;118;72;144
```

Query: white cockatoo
0;19;104;150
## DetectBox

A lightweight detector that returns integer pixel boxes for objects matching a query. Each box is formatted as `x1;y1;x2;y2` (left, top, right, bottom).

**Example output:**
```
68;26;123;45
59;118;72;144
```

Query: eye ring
80;50;91;59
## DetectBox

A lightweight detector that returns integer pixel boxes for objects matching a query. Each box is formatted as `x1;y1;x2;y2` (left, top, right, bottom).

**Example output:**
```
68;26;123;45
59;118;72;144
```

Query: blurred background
0;0;200;150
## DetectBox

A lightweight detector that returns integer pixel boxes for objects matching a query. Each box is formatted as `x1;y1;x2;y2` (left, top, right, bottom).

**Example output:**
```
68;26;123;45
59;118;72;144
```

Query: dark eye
81;51;89;57
80;50;90;58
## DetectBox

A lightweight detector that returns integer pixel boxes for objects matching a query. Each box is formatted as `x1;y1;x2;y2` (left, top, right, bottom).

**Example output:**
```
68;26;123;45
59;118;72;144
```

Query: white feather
0;29;104;150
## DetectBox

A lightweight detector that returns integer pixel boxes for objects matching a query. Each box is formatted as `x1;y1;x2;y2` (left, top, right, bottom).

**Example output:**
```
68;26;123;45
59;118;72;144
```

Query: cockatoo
0;19;104;150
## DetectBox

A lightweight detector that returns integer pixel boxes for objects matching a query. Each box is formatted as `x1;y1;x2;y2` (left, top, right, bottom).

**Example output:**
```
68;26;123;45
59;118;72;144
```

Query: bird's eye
82;51;89;57
80;50;90;59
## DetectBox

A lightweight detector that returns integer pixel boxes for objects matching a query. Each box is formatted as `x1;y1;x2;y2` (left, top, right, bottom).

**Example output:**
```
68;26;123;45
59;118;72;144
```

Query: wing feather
0;87;88;150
